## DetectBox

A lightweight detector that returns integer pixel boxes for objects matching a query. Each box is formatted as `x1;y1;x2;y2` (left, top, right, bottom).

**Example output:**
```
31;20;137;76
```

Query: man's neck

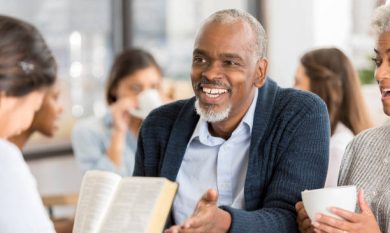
208;121;238;140
208;90;256;140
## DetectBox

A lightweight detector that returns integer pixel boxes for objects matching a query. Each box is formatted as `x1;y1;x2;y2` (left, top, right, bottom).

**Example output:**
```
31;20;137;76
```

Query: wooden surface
42;193;79;206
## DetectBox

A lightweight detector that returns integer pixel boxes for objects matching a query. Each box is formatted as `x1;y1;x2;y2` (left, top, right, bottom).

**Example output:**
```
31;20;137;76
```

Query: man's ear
253;58;268;88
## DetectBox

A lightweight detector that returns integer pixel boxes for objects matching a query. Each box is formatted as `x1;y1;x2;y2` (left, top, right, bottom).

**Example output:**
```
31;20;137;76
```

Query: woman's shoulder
0;139;19;152
341;125;390;171
339;125;390;190
349;124;390;148
0;139;28;174
73;113;108;134
75;114;105;128
0;139;22;160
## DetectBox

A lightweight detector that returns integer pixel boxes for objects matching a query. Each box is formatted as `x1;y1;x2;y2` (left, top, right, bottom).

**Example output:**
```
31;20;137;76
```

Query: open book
72;170;178;233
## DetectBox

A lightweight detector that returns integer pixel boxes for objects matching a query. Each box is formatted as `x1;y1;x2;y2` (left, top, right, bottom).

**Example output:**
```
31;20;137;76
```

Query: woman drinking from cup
72;48;163;176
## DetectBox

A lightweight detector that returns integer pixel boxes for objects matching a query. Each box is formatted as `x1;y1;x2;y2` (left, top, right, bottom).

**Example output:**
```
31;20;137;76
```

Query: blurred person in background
72;48;163;176
8;81;68;233
0;15;57;233
296;4;390;233
294;47;373;187
9;81;63;149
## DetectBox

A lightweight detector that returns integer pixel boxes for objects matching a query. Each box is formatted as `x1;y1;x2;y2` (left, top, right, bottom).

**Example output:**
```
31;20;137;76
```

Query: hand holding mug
129;89;162;119
110;97;135;132
312;190;381;233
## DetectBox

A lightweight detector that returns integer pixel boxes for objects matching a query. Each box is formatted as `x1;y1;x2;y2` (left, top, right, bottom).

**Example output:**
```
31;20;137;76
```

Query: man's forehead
195;20;253;46
200;20;249;34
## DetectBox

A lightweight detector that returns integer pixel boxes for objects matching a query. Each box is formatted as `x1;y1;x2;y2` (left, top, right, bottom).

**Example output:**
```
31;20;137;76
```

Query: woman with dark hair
9;81;63;149
0;15;57;232
294;47;373;187
296;5;390;233
72;48;163;176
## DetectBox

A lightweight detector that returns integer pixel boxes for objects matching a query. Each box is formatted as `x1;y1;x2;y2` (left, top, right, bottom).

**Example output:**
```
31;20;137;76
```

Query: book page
148;180;178;233
97;177;170;233
73;171;121;233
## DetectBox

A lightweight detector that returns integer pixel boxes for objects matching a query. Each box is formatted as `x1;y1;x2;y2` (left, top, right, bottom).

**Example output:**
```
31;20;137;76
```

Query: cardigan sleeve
133;131;146;176
221;97;330;233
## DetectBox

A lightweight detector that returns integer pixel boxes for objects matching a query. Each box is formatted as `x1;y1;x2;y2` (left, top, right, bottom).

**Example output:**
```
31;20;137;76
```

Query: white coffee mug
129;89;162;119
301;185;357;220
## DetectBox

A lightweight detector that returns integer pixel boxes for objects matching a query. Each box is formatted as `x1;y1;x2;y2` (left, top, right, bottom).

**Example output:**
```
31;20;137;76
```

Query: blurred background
0;0;388;221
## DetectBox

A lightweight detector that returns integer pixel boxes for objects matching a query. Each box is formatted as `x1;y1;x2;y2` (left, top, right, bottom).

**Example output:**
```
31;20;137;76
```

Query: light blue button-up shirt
173;90;258;224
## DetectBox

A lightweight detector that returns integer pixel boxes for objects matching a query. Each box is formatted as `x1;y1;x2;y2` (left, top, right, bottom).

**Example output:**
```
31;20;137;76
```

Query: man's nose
201;62;223;80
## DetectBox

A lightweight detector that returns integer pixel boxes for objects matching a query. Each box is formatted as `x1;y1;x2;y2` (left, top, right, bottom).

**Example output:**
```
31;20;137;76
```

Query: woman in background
10;82;63;149
294;47;372;187
297;4;390;233
0;15;57;233
72;48;163;176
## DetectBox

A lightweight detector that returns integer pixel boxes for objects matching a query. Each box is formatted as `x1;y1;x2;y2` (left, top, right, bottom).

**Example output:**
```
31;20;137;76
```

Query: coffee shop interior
0;0;388;232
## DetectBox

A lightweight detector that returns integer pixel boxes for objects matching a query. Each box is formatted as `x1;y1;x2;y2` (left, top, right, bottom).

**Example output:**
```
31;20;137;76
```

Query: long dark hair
105;48;161;105
0;15;56;96
301;47;372;135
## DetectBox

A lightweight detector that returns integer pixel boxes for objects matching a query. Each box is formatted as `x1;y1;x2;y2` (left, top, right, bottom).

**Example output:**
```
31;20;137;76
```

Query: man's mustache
194;77;231;91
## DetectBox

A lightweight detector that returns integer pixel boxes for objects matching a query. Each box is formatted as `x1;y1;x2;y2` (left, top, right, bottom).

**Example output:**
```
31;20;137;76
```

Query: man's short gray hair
372;4;390;36
200;9;267;58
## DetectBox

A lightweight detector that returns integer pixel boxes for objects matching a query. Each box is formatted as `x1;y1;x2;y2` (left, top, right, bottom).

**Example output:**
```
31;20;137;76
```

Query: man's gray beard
195;98;231;123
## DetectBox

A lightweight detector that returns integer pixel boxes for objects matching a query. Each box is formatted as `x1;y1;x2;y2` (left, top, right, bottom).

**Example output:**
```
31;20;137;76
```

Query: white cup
129;89;162;119
301;185;357;220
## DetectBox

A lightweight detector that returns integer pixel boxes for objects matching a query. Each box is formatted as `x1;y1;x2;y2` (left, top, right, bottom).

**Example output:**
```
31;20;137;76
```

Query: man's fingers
202;189;218;203
164;225;181;233
183;216;202;229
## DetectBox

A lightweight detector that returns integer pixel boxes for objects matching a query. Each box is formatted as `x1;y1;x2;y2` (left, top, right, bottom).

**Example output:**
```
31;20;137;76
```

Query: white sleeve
325;131;354;187
0;140;55;233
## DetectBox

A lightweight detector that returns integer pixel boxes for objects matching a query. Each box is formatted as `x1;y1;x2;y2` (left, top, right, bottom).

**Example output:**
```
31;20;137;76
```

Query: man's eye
371;57;382;67
193;56;206;64
224;60;238;66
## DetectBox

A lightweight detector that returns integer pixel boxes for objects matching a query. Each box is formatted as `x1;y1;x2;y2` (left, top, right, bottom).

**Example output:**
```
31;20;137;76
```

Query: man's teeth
202;87;227;94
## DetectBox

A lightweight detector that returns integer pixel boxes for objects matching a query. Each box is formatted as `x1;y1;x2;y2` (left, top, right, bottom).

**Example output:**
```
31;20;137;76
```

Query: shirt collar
189;89;258;145
239;88;257;135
